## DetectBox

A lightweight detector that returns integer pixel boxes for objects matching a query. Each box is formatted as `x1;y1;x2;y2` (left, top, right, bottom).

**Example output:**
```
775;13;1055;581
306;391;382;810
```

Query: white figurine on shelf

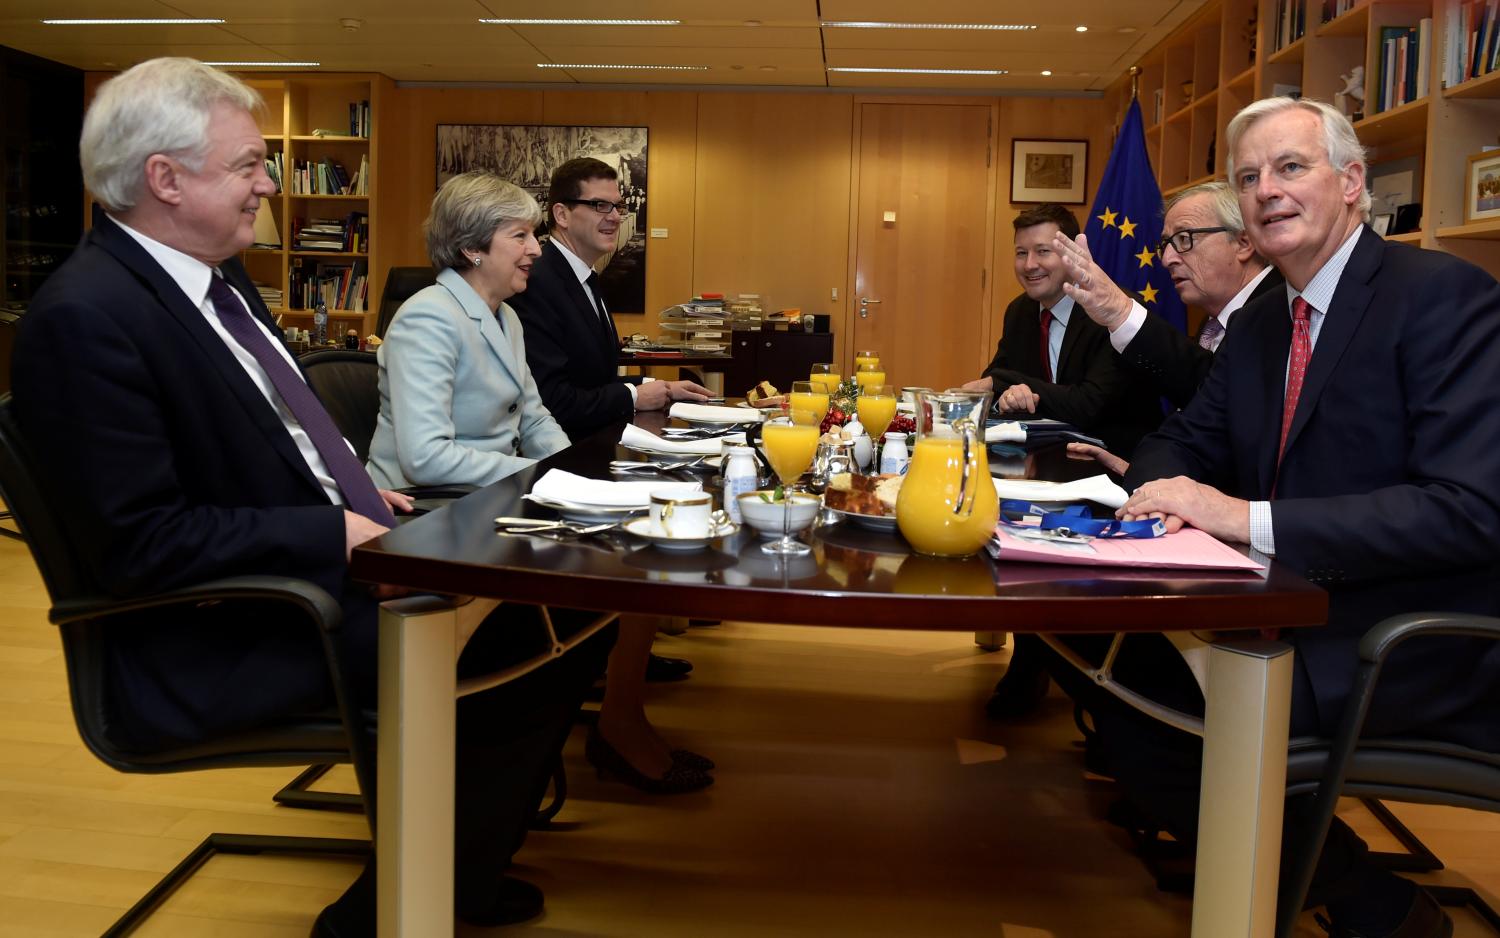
1335;66;1366;118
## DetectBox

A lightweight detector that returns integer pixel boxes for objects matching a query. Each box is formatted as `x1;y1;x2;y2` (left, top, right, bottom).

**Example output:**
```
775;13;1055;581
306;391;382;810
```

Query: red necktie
1038;307;1053;382
1275;297;1313;471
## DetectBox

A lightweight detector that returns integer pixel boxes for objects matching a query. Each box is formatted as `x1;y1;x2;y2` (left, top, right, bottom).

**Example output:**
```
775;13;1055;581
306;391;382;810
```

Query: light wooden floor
0;529;1496;937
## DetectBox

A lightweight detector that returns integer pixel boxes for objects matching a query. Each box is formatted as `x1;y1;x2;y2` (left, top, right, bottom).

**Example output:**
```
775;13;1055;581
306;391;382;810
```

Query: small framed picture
1010;139;1088;204
1371;213;1394;236
1465;151;1500;224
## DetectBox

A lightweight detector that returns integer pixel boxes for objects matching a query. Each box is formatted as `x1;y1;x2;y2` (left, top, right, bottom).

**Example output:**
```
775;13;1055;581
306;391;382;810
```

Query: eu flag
1082;99;1187;333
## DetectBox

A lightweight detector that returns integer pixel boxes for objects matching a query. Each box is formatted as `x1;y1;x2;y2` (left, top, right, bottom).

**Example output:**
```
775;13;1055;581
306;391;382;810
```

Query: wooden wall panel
692;93;854;357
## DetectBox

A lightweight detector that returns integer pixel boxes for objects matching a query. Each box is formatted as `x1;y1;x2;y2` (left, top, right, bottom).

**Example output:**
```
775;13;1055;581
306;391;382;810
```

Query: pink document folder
990;526;1265;571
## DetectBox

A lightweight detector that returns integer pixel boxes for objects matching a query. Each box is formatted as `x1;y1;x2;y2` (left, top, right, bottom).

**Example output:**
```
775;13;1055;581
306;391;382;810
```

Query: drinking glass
809;362;842;394
759;415;820;555
854;349;881;371
854;360;887;392
856;383;897;443
787;380;830;427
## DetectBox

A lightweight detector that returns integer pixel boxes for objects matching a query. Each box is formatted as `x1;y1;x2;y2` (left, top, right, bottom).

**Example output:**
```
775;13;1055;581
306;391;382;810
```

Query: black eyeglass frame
1156;226;1229;255
561;198;625;216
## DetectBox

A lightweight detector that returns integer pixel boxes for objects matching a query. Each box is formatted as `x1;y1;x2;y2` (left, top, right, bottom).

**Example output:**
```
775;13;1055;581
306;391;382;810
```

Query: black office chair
375;265;437;338
0;395;374;936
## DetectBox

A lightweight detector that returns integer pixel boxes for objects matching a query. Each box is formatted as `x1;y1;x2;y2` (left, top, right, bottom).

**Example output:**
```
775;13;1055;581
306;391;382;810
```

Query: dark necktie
585;272;619;350
208;272;395;526
1275;297;1313;476
1038;308;1054;383
1198;316;1225;350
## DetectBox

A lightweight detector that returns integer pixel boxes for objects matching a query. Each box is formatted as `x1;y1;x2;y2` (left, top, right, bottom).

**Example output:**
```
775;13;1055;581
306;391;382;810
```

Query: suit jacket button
508;403;518;413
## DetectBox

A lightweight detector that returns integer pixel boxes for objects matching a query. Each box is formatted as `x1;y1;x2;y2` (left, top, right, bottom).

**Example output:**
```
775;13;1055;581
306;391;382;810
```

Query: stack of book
289;258;368;311
293;212;368;253
1444;0;1500;87
254;281;283;309
1376;20;1433;112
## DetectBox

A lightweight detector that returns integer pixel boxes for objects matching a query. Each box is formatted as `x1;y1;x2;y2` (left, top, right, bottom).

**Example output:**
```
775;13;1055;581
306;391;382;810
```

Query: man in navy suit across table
509;156;710;441
1104;97;1500;937
11;58;611;935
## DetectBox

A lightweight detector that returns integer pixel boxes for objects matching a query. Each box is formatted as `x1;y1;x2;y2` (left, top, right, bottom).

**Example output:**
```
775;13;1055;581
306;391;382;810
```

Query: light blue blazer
366;267;570;489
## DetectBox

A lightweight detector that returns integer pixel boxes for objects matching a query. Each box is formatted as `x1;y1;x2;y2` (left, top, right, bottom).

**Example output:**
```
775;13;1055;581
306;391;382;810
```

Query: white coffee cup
650;491;714;538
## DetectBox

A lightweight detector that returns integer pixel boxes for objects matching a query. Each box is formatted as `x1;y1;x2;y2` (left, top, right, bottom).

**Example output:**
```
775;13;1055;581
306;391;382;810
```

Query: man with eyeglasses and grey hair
1057;179;1282;410
510;157;709;441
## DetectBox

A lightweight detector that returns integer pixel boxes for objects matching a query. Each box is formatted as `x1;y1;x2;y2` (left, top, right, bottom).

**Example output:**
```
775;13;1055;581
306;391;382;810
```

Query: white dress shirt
1040;294;1076;380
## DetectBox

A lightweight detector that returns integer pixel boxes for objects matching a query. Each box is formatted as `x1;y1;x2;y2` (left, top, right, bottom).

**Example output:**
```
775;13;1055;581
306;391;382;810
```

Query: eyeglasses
1156;226;1228;255
562;198;625;215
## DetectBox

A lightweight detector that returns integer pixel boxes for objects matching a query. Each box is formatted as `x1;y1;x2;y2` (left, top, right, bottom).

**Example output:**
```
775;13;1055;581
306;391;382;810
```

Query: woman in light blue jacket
367;172;568;488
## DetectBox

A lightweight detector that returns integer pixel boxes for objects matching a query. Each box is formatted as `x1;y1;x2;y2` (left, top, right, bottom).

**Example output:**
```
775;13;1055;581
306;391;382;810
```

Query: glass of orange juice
854;350;881;371
854;360;887;392
787;380;830;427
856;383;897;443
809;362;842;394
759;415;821;555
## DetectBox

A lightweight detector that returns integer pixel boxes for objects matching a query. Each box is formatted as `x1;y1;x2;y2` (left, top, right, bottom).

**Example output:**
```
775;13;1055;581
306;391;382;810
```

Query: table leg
377;596;460;938
1191;639;1293;938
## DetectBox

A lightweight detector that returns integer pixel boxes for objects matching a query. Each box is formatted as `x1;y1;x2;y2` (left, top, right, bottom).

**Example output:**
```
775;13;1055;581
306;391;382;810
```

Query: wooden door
850;103;994;392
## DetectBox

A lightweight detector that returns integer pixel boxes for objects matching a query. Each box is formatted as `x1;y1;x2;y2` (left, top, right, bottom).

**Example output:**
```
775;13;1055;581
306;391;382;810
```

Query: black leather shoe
585;729;713;794
984;662;1051;718
645;653;693;682
672;748;715;771
1319;886;1453;938
457;875;545;927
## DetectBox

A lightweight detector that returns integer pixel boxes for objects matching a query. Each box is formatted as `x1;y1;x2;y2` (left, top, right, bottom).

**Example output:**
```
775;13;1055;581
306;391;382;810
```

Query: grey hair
1163;180;1247;236
80;58;262;213
1224;96;1371;220
424;172;543;270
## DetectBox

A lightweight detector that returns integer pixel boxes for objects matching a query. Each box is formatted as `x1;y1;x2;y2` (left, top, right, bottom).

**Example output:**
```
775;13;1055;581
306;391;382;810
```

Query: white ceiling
0;0;1208;92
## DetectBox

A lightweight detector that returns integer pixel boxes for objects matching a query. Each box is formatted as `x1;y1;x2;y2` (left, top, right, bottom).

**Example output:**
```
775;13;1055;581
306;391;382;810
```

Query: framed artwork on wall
1010;138;1088;204
1464;150;1500;225
436;123;649;314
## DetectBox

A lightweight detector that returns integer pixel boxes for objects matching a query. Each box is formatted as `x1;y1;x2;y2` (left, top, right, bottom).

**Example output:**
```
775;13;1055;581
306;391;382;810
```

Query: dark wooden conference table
351;412;1327;938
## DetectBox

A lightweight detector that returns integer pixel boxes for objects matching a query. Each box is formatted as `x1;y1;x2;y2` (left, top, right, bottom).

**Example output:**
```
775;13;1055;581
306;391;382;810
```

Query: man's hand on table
997;382;1040;414
960;375;995;393
345;507;412;599
1118;476;1250;543
635;379;713;411
1066;442;1128;476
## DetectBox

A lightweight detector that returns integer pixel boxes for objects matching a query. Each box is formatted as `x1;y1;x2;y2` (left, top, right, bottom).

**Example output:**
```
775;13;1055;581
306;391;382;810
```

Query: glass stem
781;486;791;543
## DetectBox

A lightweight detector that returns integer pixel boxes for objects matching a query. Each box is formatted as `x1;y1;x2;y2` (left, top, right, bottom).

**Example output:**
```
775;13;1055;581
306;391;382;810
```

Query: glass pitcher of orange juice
895;390;999;557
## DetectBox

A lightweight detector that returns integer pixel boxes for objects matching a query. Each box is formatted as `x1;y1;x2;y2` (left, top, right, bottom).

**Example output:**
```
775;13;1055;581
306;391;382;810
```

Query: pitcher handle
954;420;978;518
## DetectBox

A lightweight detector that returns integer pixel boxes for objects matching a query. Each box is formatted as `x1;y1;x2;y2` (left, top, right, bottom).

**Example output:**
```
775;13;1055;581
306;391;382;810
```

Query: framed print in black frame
1010;139;1088;204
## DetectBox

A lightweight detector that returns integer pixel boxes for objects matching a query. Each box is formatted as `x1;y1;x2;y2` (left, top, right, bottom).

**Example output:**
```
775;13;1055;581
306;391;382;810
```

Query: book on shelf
288;257;368;311
253;281;283;307
348;100;371;138
292;211;368;253
1274;0;1307;51
1377;24;1428;112
263;152;284;193
1445;0;1500;86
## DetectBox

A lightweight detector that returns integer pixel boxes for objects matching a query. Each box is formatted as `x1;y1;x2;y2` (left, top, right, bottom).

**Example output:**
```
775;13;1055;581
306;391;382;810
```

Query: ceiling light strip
828;67;1008;75
483;19;679;26
205;61;321;67
537;63;708;71
43;18;225;25
821;21;1035;30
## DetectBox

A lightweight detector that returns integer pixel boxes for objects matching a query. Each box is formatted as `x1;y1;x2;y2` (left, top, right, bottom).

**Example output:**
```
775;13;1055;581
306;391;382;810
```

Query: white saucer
523;494;646;524
623;517;738;551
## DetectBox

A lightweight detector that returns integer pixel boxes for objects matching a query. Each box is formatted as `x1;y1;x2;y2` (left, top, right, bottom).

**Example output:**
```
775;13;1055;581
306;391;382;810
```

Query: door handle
859;297;882;319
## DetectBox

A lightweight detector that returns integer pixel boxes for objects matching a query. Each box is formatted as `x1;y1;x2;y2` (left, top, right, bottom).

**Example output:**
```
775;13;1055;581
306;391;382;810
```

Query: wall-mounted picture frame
1010;138;1088;204
1465;150;1500;225
436;123;649;314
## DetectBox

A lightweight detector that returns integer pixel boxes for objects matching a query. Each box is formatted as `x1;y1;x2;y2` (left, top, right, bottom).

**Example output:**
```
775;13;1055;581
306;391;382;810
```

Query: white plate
523;494;647;524
623;516;739;551
825;506;899;533
681;414;761;427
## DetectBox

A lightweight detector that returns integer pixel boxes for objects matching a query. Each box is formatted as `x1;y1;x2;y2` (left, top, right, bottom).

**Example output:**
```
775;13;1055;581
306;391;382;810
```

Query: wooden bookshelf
1112;0;1500;282
241;74;381;336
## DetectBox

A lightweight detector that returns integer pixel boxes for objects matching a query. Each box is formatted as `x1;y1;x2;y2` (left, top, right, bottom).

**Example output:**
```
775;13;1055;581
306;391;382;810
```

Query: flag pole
1128;65;1141;102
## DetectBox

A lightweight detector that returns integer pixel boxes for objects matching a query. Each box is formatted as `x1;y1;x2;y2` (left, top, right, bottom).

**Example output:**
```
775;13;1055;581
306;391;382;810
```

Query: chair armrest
1359;612;1500;666
48;575;343;634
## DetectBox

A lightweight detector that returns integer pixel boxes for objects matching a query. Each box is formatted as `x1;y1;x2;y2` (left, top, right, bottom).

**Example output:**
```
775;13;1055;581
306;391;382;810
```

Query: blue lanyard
999;501;1164;539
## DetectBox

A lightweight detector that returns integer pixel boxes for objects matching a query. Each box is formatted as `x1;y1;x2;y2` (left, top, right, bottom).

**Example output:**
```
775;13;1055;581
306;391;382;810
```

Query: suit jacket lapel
1281;227;1380;462
437;268;524;388
546;241;617;364
90;216;326;494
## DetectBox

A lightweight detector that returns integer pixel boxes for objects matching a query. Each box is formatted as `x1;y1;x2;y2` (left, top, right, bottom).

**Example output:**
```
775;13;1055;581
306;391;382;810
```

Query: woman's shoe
585;730;713;794
672;749;715;771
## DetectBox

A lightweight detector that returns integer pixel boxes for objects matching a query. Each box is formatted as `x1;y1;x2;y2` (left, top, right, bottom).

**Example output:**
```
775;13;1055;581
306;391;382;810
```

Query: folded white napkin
669;402;763;424
991;473;1128;509
620;424;744;456
529;469;700;508
985;421;1025;444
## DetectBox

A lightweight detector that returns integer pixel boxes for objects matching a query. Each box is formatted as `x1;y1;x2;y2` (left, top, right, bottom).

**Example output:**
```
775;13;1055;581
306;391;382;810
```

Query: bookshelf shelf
290;251;369;258
1354;97;1428;148
1228;64;1257;91
1268;36;1306;65
290;135;368;143
1318;4;1371;38
1435;219;1500;241
1163;173;1217;198
1386;230;1424;243
1444;68;1500;99
290;194;369;201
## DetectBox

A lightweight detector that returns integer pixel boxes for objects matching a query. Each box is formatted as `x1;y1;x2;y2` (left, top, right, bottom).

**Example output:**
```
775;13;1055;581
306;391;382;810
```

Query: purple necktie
1198;316;1225;350
208;272;395;526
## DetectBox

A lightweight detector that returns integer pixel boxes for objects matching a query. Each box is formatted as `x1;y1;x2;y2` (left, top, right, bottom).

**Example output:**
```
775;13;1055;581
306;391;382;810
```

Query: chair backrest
376;265;437;337
300;350;380;463
0;394;359;776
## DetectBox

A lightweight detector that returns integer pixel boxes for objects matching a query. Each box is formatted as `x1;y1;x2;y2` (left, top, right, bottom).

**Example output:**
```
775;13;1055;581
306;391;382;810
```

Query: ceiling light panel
821;21;1035;30
482;18;679;25
42;18;225;24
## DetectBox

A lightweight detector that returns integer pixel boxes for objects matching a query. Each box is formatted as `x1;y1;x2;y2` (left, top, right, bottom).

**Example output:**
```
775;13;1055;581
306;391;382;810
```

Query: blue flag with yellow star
1083;99;1186;333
